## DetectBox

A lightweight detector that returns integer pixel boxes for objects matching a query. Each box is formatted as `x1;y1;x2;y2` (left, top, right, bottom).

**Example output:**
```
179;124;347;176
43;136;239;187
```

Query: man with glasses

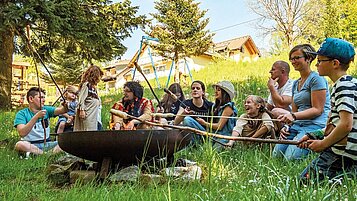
267;60;294;117
14;87;68;158
110;81;154;130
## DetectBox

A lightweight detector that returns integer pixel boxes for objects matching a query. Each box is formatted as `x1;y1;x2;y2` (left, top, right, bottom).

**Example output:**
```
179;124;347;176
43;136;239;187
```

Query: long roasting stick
110;109;299;145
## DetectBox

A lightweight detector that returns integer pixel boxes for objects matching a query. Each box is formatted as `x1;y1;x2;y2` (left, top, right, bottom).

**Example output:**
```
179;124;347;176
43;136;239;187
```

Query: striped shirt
330;75;357;160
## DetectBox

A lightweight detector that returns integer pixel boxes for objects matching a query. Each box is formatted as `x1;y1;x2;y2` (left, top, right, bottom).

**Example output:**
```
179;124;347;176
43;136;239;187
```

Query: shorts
32;141;58;152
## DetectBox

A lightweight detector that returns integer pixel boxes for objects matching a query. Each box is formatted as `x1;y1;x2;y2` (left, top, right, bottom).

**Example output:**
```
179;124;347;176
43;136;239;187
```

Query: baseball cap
309;38;355;64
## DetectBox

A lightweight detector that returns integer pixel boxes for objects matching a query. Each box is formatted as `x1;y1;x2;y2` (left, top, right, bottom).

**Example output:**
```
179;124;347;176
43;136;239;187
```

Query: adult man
266;60;294;117
110;81;154;130
14;87;68;157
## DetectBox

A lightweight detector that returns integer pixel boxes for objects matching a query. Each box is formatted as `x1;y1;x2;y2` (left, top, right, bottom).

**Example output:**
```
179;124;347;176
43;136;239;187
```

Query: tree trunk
173;51;180;83
0;27;15;109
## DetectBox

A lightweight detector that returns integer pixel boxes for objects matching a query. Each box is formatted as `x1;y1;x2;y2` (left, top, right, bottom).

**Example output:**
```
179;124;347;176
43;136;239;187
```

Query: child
158;83;185;123
226;95;276;147
55;85;78;133
298;38;356;182
74;65;103;131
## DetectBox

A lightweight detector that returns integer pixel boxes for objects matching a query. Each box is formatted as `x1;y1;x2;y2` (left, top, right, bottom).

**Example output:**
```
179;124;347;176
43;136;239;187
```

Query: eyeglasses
191;86;201;90
317;58;334;65
123;89;132;93
289;55;304;62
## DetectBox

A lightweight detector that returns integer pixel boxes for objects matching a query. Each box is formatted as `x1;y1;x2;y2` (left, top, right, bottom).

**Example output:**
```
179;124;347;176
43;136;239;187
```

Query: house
11;61;61;106
103;35;260;91
214;35;261;62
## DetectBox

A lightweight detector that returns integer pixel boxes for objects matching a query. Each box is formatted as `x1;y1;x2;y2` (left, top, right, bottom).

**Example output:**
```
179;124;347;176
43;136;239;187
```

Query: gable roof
214;35;260;56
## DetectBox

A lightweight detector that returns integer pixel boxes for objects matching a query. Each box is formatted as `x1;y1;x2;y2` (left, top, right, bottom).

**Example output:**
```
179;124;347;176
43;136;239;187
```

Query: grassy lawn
1;57;357;200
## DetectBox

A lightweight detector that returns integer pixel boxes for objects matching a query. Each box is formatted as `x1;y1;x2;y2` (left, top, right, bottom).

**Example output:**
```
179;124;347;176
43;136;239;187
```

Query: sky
115;0;269;60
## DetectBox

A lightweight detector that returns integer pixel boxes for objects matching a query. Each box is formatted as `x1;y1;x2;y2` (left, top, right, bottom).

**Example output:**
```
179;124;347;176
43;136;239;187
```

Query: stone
139;174;165;185
70;170;96;184
161;165;202;181
109;166;139;183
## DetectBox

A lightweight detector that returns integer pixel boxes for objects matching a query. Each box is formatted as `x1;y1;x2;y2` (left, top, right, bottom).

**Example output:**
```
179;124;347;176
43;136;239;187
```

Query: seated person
55;85;77;133
14;87;68;157
267;60;293;117
110;81;154;130
173;80;213;125
226;95;277;147
195;81;238;145
157;83;185;124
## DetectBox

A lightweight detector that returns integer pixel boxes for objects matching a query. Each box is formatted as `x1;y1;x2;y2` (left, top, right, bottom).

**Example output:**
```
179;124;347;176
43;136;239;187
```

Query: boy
14;87;68;157
55;85;78;133
298;38;357;182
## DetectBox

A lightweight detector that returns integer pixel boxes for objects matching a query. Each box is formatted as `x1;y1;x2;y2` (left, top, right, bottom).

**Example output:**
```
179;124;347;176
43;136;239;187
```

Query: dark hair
213;86;231;116
26;87;46;102
80;65;104;88
191;80;206;99
161;83;185;112
289;44;316;63
123;81;143;99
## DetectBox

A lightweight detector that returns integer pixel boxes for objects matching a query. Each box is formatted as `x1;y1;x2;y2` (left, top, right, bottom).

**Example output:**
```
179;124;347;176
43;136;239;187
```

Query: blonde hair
246;95;266;113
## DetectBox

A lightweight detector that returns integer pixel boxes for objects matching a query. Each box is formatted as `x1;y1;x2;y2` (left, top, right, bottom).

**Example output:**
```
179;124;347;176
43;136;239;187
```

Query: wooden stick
110;109;299;145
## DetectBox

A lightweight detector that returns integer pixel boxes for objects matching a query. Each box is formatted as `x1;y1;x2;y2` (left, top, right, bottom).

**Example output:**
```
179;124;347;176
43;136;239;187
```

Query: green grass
1;57;357;200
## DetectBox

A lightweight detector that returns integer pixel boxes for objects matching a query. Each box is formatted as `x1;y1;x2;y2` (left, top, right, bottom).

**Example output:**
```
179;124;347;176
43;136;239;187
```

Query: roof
12;61;31;67
214;35;260;55
104;59;130;70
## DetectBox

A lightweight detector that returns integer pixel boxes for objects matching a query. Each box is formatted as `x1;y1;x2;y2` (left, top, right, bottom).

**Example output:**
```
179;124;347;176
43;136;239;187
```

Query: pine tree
149;0;214;82
0;0;147;109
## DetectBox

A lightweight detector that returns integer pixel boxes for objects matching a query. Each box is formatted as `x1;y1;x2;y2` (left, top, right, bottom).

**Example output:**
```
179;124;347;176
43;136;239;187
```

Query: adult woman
173;80;214;126
74;65;103;131
273;44;330;160
226;95;276;147
110;81;154;130
159;83;185;122
195;81;238;145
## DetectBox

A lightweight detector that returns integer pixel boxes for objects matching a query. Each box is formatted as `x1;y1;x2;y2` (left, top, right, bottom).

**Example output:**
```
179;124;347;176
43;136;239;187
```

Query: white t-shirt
267;79;293;111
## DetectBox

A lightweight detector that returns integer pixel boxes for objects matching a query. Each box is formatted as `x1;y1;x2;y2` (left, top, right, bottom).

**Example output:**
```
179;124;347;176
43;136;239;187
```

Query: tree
149;0;213;83
300;0;357;46
0;0;147;109
248;0;309;47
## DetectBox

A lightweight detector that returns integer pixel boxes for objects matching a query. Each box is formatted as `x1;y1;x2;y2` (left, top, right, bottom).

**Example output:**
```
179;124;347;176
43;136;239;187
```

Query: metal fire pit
58;129;191;165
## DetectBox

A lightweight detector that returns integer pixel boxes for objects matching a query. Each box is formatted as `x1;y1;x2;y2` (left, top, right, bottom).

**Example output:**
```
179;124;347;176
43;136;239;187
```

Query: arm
54;103;68;116
268;79;292;109
251;125;269;138
198;106;233;130
138;100;154;122
308;111;352;152
279;90;326;123
16;110;46;137
173;107;185;125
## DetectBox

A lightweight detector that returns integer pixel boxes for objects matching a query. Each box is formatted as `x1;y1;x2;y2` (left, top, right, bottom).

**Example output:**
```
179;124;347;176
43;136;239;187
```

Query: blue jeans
183;116;206;144
300;148;357;183
273;124;322;160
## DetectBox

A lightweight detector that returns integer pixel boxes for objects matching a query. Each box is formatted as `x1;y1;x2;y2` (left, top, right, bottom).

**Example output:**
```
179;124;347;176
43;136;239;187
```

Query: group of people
13;37;357;183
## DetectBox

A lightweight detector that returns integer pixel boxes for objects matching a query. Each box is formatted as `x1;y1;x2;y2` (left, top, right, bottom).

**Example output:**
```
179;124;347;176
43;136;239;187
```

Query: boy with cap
298;38;357;182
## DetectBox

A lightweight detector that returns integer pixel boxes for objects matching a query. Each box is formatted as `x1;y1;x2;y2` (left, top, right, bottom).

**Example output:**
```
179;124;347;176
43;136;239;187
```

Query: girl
74;65;103;131
226;95;276;147
195;81;238;145
159;83;185;122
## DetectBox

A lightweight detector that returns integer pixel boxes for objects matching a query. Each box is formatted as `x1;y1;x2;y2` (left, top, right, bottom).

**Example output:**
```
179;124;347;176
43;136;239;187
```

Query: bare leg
57;121;66;133
15;141;43;155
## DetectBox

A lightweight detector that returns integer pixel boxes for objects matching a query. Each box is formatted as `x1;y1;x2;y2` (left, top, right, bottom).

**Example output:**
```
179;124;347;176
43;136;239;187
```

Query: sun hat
308;38;355;64
213;81;236;100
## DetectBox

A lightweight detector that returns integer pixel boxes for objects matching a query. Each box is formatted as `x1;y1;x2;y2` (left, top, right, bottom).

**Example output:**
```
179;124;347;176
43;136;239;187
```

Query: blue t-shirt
291;71;330;128
14;106;56;142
